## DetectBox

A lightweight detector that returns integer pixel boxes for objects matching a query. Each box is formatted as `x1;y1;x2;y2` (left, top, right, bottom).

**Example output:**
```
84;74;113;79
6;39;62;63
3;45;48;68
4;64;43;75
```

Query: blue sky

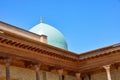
0;0;120;53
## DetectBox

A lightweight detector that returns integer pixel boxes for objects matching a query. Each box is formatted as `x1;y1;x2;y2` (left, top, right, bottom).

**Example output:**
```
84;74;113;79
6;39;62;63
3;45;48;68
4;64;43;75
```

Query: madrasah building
0;18;120;80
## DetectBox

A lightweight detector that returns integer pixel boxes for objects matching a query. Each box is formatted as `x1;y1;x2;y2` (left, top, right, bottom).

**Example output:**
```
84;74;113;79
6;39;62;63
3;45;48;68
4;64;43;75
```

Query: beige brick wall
88;66;120;80
0;64;6;78
0;64;36;80
0;64;78;80
92;72;107;80
111;67;120;80
65;75;77;80
46;72;59;80
0;64;120;80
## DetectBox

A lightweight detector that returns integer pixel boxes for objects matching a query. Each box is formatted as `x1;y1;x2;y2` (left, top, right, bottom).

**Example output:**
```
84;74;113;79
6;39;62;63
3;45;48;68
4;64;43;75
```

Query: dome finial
40;17;43;23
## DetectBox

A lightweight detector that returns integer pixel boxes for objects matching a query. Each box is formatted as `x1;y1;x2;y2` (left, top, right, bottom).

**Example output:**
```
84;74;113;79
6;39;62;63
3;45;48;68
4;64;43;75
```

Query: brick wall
0;64;120;80
65;75;77;80
85;66;120;80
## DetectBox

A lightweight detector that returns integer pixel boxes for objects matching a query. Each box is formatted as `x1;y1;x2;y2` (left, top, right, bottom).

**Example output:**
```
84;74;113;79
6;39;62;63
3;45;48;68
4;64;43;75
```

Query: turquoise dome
29;22;68;50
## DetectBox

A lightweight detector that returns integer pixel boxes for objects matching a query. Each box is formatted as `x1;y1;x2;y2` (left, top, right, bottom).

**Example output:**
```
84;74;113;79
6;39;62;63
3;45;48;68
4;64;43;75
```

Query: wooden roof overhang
0;21;120;76
78;44;120;74
0;22;79;73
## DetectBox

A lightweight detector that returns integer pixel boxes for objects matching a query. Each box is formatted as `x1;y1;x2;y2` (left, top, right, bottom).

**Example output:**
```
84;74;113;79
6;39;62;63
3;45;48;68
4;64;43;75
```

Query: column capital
35;64;41;80
58;69;63;75
103;65;112;80
4;58;11;66
35;64;41;71
75;73;81;79
103;65;111;70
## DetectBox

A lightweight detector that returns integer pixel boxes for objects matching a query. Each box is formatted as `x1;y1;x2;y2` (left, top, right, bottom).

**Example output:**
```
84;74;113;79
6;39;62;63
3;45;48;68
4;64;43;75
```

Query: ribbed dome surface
29;23;68;50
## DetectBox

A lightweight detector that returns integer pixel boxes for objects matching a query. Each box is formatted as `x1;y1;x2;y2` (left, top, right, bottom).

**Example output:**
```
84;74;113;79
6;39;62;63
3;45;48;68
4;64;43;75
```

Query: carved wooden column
4;58;11;80
81;77;84;80
58;69;63;80
75;73;81;80
88;73;91;80
103;65;112;80
43;71;46;80
35;64;41;80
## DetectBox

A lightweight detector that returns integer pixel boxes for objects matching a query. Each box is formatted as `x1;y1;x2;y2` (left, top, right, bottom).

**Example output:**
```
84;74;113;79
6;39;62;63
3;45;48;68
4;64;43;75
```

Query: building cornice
79;43;120;60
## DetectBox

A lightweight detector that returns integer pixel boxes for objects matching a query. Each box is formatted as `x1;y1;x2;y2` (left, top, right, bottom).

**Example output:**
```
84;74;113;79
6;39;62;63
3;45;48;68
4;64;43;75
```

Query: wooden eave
78;41;120;73
79;43;120;60
0;21;79;72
